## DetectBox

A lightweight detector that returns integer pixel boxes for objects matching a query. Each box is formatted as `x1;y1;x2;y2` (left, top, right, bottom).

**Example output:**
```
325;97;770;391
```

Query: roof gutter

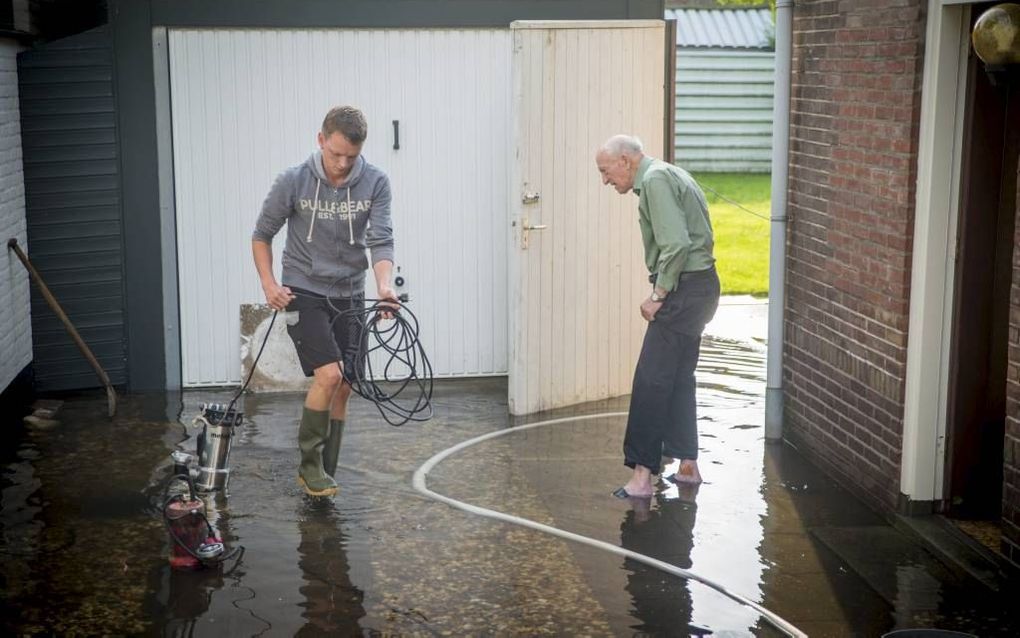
765;0;793;441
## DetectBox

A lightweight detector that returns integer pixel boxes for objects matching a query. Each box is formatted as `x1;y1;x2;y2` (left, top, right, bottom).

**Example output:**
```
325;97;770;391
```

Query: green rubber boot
322;419;345;477
297;407;338;496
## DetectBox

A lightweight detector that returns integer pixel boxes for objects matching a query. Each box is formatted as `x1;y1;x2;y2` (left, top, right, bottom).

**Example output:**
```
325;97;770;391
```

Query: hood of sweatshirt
252;150;394;298
307;150;366;188
304;151;368;245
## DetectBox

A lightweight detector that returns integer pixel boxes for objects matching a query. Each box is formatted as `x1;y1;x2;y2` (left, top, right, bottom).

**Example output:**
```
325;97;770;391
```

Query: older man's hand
640;297;663;322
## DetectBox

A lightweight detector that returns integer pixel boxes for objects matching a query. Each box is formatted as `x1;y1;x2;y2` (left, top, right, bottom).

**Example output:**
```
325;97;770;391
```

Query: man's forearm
252;240;276;286
373;259;393;290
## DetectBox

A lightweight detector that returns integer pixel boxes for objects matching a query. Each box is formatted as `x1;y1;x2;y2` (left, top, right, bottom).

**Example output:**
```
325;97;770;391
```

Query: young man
252;106;397;497
595;134;720;499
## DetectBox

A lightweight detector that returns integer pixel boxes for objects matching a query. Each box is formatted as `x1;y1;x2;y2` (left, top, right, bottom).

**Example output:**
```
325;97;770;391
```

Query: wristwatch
650;290;667;303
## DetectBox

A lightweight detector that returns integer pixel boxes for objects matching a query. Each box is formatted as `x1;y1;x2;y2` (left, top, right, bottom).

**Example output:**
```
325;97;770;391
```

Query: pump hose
413;413;808;638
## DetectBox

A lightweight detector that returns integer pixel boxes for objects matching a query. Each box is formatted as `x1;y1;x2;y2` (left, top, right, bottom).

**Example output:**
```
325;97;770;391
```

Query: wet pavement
2;301;1019;636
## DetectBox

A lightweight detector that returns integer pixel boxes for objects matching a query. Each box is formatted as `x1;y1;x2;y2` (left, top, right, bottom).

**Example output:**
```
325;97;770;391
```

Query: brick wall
784;0;925;512
0;39;31;395
1005;167;1020;564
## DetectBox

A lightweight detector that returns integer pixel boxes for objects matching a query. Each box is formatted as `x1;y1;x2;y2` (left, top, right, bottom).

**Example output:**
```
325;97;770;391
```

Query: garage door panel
169;29;511;386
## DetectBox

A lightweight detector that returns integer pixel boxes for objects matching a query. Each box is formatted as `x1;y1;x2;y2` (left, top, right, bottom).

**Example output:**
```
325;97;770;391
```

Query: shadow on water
2;336;1019;635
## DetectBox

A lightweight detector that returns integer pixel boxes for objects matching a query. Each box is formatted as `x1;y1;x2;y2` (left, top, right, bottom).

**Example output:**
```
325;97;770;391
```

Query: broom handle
7;238;117;415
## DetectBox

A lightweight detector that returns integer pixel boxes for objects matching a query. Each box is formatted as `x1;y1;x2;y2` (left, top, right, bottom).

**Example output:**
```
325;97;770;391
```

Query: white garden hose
412;412;807;638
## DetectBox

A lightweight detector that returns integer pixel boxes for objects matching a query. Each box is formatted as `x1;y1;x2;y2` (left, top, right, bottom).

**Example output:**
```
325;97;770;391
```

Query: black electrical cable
205;285;433;428
323;296;434;427
206;310;278;426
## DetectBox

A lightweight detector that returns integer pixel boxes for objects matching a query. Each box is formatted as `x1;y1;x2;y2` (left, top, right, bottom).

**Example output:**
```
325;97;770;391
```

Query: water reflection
295;500;365;635
619;495;703;636
5;328;1018;635
155;567;225;635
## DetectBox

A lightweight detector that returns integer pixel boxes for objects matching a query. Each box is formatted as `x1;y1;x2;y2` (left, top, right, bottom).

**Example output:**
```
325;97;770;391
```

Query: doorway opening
943;2;1019;554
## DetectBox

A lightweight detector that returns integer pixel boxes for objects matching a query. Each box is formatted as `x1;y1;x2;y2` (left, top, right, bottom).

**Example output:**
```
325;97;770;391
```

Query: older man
595;134;720;499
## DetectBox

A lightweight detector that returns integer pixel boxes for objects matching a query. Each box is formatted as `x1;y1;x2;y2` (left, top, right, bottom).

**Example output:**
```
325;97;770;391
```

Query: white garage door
169;28;511;386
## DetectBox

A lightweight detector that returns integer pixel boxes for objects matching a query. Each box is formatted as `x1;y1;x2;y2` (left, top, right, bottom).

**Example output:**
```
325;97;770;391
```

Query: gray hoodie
252;151;394;297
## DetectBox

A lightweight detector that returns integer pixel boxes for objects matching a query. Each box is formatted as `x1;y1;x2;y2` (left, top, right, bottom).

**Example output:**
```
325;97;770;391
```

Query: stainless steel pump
193;403;243;492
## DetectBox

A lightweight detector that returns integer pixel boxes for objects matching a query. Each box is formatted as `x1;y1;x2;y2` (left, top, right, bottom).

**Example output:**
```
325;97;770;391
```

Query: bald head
595;134;645;194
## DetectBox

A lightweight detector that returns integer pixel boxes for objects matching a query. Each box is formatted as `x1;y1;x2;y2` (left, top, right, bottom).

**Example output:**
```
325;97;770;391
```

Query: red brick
786;0;923;512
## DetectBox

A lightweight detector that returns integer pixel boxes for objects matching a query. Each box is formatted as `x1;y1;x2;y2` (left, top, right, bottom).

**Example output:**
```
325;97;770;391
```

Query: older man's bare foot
619;479;654;498
613;465;654;498
670;459;703;484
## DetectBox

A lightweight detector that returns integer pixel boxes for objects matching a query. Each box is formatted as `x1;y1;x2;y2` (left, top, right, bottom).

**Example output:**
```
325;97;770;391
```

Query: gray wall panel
150;0;663;27
19;24;127;391
111;0;164;390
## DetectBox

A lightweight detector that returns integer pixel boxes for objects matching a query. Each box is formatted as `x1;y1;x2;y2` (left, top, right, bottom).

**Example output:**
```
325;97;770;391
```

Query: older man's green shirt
632;156;715;292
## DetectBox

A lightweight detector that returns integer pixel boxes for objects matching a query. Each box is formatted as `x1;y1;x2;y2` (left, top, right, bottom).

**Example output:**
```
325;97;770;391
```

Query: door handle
519;218;547;249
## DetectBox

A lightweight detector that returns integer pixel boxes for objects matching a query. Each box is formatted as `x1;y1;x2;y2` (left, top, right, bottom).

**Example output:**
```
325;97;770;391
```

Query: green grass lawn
692;172;771;297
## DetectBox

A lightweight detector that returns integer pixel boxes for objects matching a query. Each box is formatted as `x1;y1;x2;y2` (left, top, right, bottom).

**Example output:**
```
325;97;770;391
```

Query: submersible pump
162;403;244;570
192;402;243;492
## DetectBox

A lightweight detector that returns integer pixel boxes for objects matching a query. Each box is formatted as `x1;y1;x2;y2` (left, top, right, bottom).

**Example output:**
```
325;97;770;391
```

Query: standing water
1;302;1017;635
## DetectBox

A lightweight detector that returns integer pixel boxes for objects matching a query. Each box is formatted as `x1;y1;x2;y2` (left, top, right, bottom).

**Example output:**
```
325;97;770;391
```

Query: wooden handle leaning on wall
7;238;118;418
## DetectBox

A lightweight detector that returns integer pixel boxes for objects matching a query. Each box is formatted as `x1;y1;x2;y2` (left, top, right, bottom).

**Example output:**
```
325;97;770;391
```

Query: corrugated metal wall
18;25;126;391
674;48;774;173
0;39;32;394
168;29;511;387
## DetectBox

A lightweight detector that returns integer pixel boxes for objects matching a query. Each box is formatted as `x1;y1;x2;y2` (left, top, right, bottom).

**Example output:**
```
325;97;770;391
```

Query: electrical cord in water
412;412;807;638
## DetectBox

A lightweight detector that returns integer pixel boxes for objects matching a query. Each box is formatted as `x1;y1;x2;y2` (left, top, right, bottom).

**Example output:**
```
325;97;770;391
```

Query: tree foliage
713;0;775;11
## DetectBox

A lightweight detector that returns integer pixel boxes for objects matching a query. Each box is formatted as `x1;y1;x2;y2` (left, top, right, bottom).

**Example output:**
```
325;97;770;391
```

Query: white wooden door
169;29;511;387
508;20;665;415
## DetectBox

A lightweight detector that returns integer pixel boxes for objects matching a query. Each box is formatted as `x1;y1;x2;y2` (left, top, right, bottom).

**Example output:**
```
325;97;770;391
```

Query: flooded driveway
2;304;1017;635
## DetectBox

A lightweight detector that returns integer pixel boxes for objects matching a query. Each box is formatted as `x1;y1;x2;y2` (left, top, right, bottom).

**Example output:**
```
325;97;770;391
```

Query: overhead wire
699;182;771;221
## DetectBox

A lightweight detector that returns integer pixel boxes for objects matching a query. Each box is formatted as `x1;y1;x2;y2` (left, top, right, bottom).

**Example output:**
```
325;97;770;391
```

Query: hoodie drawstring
306;179;321;243
347;187;354;245
306;176;356;246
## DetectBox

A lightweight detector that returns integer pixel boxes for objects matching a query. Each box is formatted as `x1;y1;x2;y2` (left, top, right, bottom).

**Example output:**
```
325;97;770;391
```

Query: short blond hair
322;106;367;144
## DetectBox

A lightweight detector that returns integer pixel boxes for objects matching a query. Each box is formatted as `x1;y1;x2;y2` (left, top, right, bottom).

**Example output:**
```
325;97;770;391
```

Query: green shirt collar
631;156;654;194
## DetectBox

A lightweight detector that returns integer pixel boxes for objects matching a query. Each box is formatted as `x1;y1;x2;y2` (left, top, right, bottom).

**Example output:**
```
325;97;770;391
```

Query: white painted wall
168;29;511;387
0;39;30;394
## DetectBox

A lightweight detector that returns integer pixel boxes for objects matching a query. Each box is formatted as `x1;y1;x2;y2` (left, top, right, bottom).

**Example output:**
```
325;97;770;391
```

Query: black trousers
624;267;720;474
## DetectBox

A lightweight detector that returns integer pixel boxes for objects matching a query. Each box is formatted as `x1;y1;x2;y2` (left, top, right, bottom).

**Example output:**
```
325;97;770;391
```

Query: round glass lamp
972;3;1020;67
